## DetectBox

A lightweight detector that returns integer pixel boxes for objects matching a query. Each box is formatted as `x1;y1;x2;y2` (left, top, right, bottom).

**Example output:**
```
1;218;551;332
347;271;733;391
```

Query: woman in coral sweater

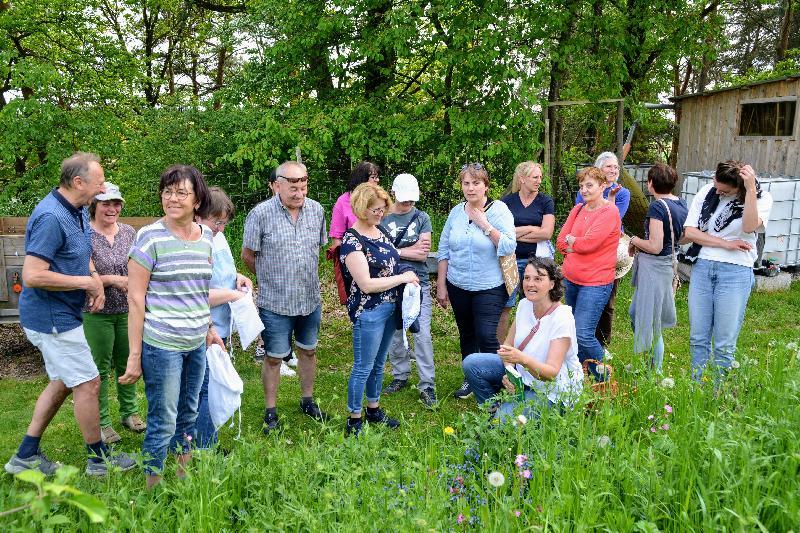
557;167;621;378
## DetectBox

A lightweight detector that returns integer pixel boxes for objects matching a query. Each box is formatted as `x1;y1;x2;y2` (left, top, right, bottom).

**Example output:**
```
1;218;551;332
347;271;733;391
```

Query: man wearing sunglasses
242;161;330;434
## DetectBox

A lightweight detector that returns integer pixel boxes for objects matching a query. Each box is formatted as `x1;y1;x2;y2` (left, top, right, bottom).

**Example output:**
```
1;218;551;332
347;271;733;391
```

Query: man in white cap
380;174;437;408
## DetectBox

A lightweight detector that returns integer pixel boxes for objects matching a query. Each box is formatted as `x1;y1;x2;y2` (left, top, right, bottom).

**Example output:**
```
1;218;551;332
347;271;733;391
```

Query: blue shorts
258;305;321;358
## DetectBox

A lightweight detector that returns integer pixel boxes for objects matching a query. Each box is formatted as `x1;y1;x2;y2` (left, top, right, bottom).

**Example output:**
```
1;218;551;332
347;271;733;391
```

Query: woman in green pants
83;183;146;444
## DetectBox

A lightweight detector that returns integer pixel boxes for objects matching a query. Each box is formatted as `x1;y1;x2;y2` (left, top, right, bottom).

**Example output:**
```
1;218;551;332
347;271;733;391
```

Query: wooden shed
673;75;800;176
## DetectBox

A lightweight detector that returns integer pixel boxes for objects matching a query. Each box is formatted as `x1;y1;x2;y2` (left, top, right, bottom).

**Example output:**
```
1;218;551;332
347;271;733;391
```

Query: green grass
1;268;799;531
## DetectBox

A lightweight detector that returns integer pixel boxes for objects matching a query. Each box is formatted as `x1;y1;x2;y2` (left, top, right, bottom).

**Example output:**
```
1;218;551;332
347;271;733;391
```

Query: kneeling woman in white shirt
463;257;583;418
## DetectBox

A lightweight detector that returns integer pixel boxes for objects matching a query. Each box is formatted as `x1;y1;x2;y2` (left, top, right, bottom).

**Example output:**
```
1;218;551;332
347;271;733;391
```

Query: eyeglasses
212;219;228;228
461;163;485;171
369;206;386;215
161;189;191;200
277;175;309;184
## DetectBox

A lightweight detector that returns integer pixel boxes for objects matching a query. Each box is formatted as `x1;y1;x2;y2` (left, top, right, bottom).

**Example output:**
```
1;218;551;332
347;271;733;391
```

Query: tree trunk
776;0;794;63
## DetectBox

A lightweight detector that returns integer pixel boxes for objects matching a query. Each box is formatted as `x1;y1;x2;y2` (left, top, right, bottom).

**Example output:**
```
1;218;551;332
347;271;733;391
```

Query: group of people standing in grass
5;150;772;483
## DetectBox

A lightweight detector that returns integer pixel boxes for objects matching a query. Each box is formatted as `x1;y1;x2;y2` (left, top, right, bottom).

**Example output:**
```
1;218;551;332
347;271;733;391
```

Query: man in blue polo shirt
4;152;136;477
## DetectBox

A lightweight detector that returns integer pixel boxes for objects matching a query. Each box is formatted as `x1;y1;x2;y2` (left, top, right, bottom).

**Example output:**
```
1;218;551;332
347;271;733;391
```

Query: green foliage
2;466;108;527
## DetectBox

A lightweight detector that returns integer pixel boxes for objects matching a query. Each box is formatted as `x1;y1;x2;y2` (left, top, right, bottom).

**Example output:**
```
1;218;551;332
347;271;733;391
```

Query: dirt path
0;324;44;380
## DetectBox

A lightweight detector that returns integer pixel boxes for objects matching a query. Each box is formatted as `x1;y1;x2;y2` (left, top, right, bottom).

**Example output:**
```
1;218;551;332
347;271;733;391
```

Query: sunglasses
460;163;485;171
277;175;309;184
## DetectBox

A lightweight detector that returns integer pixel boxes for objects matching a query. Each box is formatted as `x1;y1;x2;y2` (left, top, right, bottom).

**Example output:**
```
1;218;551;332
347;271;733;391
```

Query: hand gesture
118;355;142;385
402;271;420;286
436;283;449;308
86;276;105;312
206;327;225;349
236;273;253;291
465;204;490;232
607;182;621;202
112;275;128;293
498;344;525;365
501;375;516;394
724;239;753;251
628;241;637;257
740;164;757;193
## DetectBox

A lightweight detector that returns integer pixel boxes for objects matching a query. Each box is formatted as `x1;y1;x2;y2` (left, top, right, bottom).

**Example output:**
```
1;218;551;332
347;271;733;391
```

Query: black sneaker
382;379;408;394
345;417;363;437
263;411;279;435
365;408;400;429
300;401;331;422
418;387;438;409
453;380;473;399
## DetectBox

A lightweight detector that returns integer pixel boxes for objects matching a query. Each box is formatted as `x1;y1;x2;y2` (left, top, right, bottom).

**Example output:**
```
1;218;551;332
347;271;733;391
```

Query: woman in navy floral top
340;183;419;435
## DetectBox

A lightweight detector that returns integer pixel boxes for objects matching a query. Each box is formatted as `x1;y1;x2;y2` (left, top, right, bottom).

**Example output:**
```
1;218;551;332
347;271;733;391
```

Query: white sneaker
286;352;299;368
280;362;296;377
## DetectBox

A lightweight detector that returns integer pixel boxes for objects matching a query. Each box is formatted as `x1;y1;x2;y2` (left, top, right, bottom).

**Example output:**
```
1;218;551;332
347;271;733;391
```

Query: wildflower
457;514;464;524
664;404;673;414
787;341;798;351
536;505;543;513
647;414;654;420
522;469;532;479
650;427;657;433
514;454;528;467
768;340;776;348
731;360;740;369
517;414;528;425
661;424;670;431
487;471;505;487
597;435;611;448
443;426;455;436
660;377;675;389
514;510;521;517
185;434;192;442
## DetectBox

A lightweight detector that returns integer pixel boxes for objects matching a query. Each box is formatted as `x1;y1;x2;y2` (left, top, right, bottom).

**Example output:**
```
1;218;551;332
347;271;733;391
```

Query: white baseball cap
95;182;124;204
391;173;420;202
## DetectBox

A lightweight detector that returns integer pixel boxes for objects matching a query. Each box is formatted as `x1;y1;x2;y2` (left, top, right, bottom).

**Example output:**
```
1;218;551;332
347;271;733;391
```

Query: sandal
101;426;122;444
121;414;147;433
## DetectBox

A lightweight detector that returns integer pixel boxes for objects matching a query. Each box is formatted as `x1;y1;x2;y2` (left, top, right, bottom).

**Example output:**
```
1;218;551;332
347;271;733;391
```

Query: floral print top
340;229;399;323
84;223;136;314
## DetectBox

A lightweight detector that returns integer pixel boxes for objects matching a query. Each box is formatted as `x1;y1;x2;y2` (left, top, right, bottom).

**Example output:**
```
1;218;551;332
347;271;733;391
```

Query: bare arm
22;254;105;312
631;218;665;255
344;252;418;294
436;259;449;308
683;227;752;252
209;288;244;307
516;214;556;243
498;337;570;381
241;247;257;274
118;259;150;384
740;165;761;234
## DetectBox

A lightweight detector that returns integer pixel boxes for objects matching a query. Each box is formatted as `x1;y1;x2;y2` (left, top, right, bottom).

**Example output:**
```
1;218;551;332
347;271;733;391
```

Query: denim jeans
504;259;531;308
563;279;613;374
447;281;507;360
141;341;206;474
347;302;396;415
388;284;435;389
688;259;754;380
258;305;321;358
462;352;556;420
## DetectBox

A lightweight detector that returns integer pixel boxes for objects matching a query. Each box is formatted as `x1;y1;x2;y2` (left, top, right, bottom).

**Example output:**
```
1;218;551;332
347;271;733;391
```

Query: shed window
739;100;796;136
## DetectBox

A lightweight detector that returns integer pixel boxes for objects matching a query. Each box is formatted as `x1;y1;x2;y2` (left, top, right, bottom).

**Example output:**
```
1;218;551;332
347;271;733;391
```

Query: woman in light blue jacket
437;163;516;399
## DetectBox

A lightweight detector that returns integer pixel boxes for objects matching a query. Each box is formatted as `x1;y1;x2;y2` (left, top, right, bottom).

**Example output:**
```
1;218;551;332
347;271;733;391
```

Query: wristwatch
483;226;493;236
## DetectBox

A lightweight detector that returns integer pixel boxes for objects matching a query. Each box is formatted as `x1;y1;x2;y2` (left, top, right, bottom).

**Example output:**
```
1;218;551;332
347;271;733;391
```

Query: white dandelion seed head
597;435;612;448
517;414;528;425
660;377;675;389
487;471;506;487
731;360;740;369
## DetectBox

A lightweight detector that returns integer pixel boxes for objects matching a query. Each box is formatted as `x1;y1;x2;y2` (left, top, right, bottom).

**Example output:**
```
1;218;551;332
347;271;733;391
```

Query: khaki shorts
24;325;100;388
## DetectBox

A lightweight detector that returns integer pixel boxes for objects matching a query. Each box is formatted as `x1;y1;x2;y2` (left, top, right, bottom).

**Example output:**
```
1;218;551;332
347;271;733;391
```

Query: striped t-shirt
129;220;213;351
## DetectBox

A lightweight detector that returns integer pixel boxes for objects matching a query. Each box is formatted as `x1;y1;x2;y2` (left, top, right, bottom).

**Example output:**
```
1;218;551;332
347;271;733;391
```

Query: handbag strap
516;302;560;352
658;199;678;276
392;208;421;247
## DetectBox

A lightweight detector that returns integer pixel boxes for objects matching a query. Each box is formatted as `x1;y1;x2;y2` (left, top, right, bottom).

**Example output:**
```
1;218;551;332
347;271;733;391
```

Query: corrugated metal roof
671;74;800;101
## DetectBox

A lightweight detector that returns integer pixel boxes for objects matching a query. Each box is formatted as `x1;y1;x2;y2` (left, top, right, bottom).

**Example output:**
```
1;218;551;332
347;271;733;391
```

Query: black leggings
446;280;508;361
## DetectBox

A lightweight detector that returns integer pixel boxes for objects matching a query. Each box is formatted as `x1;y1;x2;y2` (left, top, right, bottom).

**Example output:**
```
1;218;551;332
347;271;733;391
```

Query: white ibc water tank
680;172;800;267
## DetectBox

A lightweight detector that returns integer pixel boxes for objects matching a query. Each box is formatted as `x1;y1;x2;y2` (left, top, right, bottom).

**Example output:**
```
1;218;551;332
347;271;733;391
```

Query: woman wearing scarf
683;161;772;381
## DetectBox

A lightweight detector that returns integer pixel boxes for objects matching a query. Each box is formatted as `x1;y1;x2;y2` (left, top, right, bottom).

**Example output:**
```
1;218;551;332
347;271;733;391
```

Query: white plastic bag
401;283;421;349
206;344;244;433
228;289;264;350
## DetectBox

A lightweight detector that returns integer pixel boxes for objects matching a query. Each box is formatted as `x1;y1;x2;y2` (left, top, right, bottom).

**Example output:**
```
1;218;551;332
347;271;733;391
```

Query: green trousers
82;312;139;427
